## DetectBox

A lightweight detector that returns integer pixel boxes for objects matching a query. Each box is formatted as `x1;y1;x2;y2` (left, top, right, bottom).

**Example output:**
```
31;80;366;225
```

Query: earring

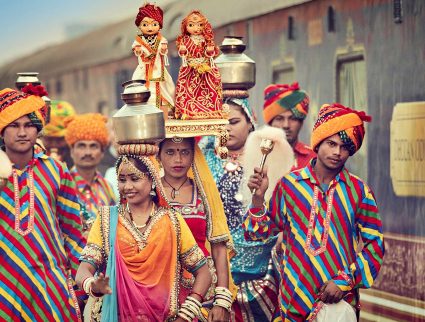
150;183;157;197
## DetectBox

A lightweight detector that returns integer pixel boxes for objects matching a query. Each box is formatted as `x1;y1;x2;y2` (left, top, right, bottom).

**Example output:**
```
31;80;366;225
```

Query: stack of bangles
178;296;202;321
82;276;101;298
213;287;233;312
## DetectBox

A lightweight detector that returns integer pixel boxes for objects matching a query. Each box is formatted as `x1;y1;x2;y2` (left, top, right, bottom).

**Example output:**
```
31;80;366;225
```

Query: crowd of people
0;3;384;322
0;76;385;321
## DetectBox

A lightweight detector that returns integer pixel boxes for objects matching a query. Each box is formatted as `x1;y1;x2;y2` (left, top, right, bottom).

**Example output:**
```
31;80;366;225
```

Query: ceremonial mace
252;139;275;195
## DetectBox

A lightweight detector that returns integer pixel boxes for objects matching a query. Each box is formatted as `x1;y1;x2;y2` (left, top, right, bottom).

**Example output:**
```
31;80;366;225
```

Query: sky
0;0;173;65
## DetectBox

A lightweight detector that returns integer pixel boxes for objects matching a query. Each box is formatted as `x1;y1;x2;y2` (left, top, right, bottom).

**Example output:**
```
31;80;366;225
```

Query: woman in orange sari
76;153;211;322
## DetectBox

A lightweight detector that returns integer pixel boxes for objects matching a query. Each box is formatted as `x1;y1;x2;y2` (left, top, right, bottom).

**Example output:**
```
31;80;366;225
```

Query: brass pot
215;36;256;90
15;72;41;90
113;80;165;144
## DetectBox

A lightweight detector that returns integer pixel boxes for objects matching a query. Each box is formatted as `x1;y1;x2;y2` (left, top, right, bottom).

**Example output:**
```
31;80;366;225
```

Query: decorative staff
252;139;274;195
240;125;294;204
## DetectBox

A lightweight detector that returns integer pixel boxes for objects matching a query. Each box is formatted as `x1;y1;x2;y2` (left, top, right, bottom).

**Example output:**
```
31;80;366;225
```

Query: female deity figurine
132;3;175;118
174;10;223;120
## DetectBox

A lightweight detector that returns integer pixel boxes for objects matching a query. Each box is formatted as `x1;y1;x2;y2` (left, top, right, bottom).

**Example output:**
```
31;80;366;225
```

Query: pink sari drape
115;215;178;321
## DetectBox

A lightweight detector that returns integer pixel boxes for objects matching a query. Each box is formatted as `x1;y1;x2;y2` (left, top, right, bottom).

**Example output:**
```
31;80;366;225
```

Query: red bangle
189;291;204;303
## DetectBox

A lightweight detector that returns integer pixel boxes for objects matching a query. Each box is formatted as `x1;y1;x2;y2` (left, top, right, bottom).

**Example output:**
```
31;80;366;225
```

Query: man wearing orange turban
0;88;84;321
245;103;384;321
65;113;116;237
263;82;316;170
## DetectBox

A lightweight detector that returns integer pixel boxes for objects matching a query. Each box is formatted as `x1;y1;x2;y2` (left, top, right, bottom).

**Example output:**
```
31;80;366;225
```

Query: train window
272;64;294;84
337;55;368;179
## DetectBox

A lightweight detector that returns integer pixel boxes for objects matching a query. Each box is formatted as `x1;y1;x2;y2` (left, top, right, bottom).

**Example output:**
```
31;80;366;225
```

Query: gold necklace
127;202;155;229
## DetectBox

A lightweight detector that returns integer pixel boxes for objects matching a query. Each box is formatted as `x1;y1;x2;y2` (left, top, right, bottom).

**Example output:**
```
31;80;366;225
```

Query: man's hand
208;305;230;322
247;167;269;208
91;273;112;295
318;280;344;304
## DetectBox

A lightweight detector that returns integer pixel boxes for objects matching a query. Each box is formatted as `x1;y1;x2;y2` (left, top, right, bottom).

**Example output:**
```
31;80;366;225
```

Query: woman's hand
208;305;230;322
91;273;112;295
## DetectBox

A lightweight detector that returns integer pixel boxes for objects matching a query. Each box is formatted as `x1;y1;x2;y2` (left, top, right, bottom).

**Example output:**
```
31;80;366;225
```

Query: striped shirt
0;151;84;321
243;160;384;321
70;167;115;237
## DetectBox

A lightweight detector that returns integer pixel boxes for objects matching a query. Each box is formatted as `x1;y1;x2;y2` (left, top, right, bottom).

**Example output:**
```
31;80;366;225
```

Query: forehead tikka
171;137;183;144
118;156;149;180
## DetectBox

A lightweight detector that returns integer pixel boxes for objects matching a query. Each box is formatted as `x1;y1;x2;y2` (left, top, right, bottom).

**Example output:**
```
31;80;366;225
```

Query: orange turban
0;88;47;134
64;113;109;148
311;103;372;155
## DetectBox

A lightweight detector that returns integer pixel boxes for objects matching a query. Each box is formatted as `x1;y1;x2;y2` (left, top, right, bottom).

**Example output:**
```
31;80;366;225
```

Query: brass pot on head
215;36;256;92
113;80;165;144
15;72;41;90
16;72;51;123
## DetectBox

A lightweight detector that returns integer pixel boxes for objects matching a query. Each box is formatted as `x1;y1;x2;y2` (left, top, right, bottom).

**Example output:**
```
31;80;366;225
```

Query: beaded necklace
305;185;335;256
127;202;155;230
223;152;242;176
13;167;35;236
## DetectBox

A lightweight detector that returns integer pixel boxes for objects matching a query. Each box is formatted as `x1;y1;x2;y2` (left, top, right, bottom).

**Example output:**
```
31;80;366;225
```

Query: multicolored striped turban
311;103;372;156
135;3;163;28
263;82;309;123
0;88;47;134
64;113;109;148
43;100;76;137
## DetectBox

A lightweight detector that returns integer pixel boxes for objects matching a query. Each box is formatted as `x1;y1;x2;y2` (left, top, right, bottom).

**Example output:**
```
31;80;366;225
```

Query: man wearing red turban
263;82;316;170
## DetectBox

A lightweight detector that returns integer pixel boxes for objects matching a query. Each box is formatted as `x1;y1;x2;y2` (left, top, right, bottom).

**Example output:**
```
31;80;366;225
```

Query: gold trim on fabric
180;244;206;273
80;243;105;269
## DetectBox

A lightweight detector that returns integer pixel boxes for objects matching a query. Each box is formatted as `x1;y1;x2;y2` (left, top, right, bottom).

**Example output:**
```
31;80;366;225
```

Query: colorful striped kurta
243;160;384;321
70;167;115;237
0;151;85;321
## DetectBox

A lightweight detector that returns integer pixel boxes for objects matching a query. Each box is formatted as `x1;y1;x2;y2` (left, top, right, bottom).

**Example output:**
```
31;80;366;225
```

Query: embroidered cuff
333;269;355;292
181;245;207;274
248;206;267;221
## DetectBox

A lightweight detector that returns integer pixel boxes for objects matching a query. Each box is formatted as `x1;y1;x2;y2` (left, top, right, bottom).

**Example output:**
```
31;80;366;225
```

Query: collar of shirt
70;166;101;191
295;158;349;186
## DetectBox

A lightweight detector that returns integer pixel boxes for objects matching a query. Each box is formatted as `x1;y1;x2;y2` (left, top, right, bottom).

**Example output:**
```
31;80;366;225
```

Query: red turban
311;103;372;155
135;4;163;28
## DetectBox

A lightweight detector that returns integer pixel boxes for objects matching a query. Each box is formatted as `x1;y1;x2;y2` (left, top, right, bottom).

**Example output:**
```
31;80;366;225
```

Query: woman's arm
209;242;231;322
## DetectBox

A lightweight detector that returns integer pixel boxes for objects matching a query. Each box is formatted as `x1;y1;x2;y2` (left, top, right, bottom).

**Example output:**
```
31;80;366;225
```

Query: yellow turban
43;100;76;137
0;88;46;134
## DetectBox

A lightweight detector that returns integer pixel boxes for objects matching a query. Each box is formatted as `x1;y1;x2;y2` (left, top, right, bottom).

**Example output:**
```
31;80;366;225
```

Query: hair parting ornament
118;156;149;180
171;136;184;144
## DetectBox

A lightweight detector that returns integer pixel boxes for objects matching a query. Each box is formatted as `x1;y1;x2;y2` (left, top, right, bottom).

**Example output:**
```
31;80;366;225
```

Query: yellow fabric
188;144;238;298
0;88;45;133
44;100;76;137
